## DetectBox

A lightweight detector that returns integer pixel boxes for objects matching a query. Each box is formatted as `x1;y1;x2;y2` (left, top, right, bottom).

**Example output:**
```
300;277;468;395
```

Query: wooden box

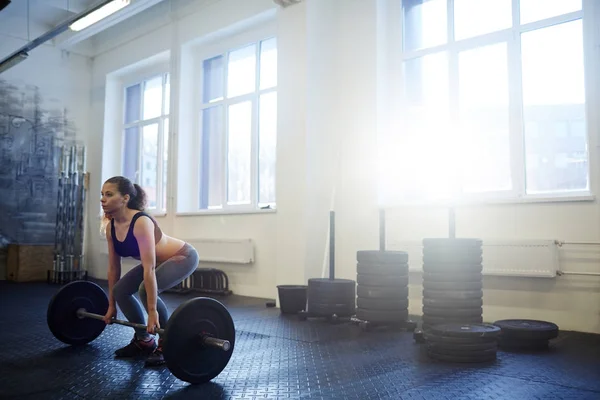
6;244;54;282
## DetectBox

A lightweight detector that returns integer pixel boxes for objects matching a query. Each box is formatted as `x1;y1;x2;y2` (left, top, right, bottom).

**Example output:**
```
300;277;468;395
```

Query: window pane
260;37;277;90
389;52;452;202
227;101;252;205
124;84;141;124
259;92;277;206
458;42;511;193
200;106;224;209
163;118;169;211
521;20;588;194
122;126;139;182
228;44;256;98
143;76;163;120
454;0;512;40
520;0;581;25
403;0;447;52
164;74;170;115
203;56;224;103
141;124;158;208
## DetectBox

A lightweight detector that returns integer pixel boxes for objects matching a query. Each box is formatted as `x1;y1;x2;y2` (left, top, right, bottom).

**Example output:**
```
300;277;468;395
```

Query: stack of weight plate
424;322;500;363
494;319;559;350
355;250;410;327
305;278;356;320
422;238;484;331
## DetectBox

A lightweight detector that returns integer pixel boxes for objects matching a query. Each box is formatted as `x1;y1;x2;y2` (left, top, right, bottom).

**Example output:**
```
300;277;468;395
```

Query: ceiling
0;0;98;32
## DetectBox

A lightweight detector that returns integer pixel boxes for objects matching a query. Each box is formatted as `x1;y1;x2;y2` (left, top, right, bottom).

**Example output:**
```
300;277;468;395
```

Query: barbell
46;280;235;384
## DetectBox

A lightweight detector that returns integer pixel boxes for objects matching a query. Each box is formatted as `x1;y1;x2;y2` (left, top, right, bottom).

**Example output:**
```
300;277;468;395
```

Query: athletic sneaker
114;335;156;358
145;338;165;367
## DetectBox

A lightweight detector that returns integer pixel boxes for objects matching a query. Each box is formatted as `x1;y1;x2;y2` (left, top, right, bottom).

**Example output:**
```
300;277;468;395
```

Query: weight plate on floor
163;297;235;384
494;319;559;341
47;280;108;345
308;278;356;290
423;289;483;300
422;254;483;265
423;271;482;282
423;297;483;309
357;250;408;264
427;348;496;363
356;297;408;311
357;264;409;276
423;263;483;273
427;341;497;354
356;308;409;323
423;280;482;291
424;331;498;345
422;306;483;318
429;323;500;339
357;274;408;286
422;238;483;248
357;285;409;299
422;314;483;326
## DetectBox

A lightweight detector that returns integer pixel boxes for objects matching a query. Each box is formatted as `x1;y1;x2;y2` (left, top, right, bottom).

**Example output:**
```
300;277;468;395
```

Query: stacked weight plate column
355;250;411;330
421;238;484;331
305;278;356;321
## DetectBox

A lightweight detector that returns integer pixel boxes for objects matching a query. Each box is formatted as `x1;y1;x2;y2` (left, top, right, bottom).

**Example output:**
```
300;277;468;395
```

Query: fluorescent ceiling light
69;0;130;32
0;52;28;74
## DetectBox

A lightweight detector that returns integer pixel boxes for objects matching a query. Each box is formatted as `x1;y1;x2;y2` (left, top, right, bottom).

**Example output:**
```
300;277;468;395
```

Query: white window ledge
175;208;277;217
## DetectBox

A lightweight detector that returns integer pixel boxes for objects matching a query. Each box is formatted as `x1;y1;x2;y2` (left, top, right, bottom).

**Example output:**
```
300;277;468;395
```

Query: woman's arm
106;227;122;309
133;216;158;328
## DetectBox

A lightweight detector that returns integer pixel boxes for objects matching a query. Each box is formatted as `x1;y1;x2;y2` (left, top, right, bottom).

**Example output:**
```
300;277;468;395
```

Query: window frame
121;70;171;215
393;0;596;206
187;25;278;215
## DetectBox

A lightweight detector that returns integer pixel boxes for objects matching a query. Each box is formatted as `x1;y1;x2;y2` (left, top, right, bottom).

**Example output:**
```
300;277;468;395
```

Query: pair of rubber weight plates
424;322;500;363
356;251;409;323
307;278;356;317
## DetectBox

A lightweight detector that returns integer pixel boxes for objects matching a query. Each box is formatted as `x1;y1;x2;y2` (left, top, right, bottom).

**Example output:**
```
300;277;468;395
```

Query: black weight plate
427;341;497;354
423;263;483;273
308;293;355;305
357;263;409;276
423;280;482;291
356;297;409;311
422;306;483;318
356;308;409;323
424;331;498;345
429;323;500;339
163;297;235;384
494;319;559;341
357;274;408;286
423;271;482;282
47;280;108;345
423;297;483;308
423;238;482;247
308;302;355;316
423;246;483;257
357;285;409;299
357;250;408;264
422;315;483;326
422;254;483;264
423;289;483;300
308;278;356;291
308;285;355;298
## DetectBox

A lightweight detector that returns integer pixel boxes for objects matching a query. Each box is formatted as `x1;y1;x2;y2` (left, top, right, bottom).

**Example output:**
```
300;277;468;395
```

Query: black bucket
277;285;308;314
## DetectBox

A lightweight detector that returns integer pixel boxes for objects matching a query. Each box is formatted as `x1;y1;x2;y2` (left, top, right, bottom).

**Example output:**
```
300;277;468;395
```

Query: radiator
184;238;255;265
389;239;559;278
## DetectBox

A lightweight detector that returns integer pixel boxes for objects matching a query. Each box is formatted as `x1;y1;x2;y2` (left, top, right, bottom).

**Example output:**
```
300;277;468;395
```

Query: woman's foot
144;338;165;367
114;335;156;358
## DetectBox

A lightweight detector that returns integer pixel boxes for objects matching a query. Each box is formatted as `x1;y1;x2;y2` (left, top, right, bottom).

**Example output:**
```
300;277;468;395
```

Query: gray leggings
112;243;199;339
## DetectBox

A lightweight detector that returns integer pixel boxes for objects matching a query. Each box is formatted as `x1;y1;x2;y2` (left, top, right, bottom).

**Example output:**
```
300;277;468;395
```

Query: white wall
85;0;600;334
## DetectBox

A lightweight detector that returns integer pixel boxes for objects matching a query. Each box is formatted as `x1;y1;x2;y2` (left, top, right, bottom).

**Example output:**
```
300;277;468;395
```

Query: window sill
381;192;596;208
175;208;277;217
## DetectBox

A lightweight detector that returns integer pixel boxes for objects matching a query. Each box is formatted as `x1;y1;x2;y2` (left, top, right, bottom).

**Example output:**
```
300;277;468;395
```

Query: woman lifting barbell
100;176;199;367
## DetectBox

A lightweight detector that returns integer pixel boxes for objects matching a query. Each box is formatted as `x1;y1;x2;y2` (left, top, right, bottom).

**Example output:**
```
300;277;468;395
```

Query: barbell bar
75;309;231;352
47;280;236;384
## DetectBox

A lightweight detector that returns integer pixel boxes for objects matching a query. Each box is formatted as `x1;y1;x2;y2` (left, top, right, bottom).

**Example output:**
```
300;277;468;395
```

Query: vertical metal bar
449;206;456;238
329;210;335;280
379;208;386;251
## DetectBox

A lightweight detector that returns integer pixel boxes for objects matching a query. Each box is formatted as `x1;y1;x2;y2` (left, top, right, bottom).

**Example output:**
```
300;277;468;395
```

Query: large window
388;0;590;204
198;37;277;211
122;73;170;212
